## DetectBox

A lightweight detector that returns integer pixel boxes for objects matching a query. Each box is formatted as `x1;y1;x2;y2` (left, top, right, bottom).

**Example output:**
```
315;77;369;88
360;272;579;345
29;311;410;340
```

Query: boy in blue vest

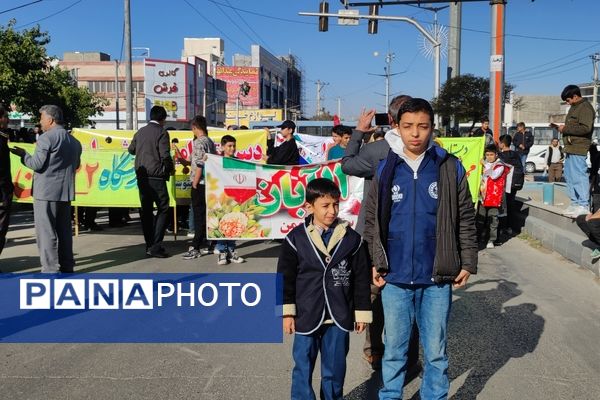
277;177;372;400
363;98;477;399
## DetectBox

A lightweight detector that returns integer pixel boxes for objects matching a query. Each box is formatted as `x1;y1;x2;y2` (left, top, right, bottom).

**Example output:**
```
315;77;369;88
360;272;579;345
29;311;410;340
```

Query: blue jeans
215;240;236;253
519;153;528;170
380;283;452;400
564;153;589;207
291;325;350;400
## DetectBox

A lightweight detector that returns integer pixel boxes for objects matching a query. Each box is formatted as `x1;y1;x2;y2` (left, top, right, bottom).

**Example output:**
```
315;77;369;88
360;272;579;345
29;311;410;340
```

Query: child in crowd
277;178;371;400
181;115;216;260
327;125;352;160
477;145;509;249
215;135;245;265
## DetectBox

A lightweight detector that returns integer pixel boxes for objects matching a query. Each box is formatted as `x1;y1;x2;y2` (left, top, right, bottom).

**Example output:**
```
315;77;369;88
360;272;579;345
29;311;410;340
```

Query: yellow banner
224;108;283;128
71;129;268;200
11;143;176;207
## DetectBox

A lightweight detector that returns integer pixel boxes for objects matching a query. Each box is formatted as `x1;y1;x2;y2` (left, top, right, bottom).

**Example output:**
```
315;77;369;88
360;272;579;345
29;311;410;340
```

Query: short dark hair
332;124;352;136
561;84;581;101
396;98;434;125
305;178;341;204
484;144;498;154
220;134;236;146
481;117;489;123
517;121;525;128
239;125;249;130
499;134;512;147
389;95;412;123
150;106;167;122
191;115;208;133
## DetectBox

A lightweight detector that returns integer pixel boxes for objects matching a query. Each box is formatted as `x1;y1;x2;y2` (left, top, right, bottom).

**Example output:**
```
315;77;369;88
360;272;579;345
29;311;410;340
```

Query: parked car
525;150;547;173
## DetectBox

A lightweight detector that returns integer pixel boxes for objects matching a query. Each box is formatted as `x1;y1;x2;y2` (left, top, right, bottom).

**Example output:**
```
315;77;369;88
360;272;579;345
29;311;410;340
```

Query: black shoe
146;248;169;258
89;224;103;231
493;241;502;247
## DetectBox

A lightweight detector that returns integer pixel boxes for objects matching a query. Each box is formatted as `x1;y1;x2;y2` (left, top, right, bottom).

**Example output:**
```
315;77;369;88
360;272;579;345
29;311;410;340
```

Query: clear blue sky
3;0;600;120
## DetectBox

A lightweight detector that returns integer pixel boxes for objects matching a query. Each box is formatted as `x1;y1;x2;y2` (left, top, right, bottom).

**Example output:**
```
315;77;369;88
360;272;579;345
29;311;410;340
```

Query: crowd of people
0;82;598;399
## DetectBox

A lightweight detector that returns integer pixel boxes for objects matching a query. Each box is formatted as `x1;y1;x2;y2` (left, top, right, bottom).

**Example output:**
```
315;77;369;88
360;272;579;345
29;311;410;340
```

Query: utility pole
124;0;133;130
369;50;401;109
591;53;600;124
315;80;328;118
489;0;506;144
115;60;120;130
448;2;462;132
447;2;462;80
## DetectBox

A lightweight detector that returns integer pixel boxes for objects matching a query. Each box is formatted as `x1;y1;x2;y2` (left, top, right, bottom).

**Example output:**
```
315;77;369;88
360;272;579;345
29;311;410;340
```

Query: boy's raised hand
283;316;295;334
354;322;366;334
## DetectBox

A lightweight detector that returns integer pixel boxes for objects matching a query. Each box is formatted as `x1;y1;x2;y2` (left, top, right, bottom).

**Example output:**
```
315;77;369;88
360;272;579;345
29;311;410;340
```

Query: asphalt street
0;209;599;399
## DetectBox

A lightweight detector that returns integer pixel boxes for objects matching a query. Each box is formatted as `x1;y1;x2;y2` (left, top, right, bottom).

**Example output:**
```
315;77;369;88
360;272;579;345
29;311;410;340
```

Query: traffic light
339;0;349;8
319;1;329;32
368;4;378;34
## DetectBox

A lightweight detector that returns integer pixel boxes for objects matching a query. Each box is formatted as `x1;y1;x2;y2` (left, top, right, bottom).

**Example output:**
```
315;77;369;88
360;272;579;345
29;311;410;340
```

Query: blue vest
384;151;439;285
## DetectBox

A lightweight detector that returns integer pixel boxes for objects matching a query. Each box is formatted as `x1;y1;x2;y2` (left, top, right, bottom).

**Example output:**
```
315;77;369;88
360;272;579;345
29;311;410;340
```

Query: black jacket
363;149;478;282
498;150;524;191
0;132;13;191
128;122;174;180
513;130;534;155
277;217;372;333
267;138;299;166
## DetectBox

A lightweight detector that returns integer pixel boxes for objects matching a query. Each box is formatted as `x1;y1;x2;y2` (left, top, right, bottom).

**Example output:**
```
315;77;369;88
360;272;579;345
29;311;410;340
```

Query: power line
0;0;43;16
206;0;316;25
510;59;589;82
209;0;256;49
16;0;82;29
508;56;588;81
182;0;247;52
507;43;599;77
222;0;274;53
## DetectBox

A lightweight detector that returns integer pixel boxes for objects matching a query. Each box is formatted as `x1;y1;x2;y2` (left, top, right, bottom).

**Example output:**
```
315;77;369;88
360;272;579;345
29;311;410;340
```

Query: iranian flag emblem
221;157;256;204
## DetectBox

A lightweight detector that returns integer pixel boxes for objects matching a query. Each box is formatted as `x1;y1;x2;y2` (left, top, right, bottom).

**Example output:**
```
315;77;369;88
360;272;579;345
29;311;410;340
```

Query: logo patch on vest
331;260;350;287
391;185;403;202
428;182;438;199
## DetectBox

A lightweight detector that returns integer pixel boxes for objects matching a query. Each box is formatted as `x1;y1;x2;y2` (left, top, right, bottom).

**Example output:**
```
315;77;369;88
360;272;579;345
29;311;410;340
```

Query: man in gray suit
11;105;82;272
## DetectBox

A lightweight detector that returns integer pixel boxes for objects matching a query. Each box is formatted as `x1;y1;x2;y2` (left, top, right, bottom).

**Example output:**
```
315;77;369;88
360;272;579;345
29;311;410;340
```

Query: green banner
11;143;176;207
438;137;485;202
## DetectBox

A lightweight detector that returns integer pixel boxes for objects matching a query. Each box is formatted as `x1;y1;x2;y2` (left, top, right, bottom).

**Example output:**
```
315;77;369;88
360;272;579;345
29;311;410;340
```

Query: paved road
1;210;599;399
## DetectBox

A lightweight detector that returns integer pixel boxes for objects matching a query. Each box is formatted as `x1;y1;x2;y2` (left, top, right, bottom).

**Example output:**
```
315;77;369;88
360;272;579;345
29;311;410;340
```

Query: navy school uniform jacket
277;217;372;334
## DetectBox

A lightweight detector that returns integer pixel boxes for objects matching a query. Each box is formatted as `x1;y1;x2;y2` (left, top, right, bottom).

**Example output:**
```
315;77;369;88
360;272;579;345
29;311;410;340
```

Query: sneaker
229;251;245;264
591;248;600;260
563;205;589;217
182;247;201;260
199;247;211;255
486;241;495;249
217;253;229;265
187;231;195;238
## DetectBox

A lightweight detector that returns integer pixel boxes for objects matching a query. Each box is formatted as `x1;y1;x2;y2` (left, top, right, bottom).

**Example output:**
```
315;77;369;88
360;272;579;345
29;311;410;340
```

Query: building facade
59;50;227;129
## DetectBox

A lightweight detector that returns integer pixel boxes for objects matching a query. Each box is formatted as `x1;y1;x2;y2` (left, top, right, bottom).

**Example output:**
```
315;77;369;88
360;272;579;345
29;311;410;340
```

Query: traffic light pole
300;12;441;102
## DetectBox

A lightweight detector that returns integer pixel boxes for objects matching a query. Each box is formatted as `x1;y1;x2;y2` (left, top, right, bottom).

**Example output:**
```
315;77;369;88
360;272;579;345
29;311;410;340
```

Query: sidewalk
515;179;599;278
